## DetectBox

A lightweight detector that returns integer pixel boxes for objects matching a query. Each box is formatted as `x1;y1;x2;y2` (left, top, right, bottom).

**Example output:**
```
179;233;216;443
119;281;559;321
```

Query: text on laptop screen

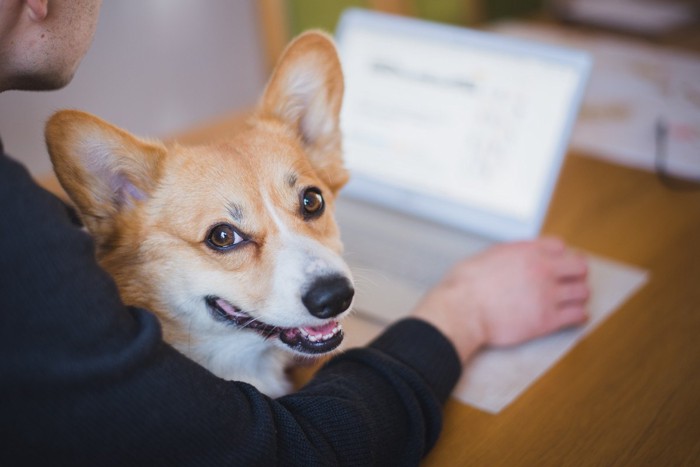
339;24;581;224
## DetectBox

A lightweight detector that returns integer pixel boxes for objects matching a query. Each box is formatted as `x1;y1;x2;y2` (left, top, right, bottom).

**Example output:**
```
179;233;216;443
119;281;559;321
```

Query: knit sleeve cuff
368;318;462;403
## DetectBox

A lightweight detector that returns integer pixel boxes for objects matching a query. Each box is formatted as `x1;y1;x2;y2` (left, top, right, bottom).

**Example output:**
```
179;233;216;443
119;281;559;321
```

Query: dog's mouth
205;296;344;355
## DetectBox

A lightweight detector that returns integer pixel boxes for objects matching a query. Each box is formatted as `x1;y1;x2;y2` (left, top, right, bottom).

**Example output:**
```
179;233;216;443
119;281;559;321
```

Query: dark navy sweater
0;145;461;467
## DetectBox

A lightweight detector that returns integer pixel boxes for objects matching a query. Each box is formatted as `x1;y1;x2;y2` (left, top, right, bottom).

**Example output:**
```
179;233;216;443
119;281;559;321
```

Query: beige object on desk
342;254;648;414
492;20;700;181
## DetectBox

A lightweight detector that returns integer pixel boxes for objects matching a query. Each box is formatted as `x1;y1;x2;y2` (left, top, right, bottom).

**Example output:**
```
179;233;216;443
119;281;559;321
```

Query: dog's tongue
301;321;338;338
215;298;247;317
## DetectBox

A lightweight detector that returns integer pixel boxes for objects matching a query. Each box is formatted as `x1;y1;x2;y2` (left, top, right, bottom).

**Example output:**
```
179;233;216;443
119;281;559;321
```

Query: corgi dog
45;31;354;397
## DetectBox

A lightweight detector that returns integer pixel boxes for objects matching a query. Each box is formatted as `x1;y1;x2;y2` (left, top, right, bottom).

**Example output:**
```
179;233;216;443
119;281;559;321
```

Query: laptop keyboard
336;197;491;288
343;231;454;288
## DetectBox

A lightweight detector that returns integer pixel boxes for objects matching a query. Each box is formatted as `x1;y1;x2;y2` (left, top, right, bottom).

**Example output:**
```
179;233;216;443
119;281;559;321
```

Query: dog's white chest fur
178;332;293;398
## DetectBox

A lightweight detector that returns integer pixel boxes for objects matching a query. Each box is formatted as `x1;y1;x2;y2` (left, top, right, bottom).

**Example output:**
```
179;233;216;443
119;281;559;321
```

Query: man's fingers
554;251;588;279
554;302;589;329
556;281;590;304
535;236;588;279
539;236;566;253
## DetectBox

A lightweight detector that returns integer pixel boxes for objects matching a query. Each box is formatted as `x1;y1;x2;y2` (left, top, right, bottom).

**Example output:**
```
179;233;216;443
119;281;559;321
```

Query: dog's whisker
346;268;381;288
241;315;266;332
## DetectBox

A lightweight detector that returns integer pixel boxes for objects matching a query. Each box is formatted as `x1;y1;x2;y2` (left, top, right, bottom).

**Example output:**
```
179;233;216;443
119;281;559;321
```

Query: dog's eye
206;223;245;250
301;187;325;219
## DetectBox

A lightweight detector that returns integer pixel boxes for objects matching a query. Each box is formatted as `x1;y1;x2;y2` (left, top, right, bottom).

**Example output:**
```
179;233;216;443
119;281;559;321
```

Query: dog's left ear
45;110;165;241
258;31;348;193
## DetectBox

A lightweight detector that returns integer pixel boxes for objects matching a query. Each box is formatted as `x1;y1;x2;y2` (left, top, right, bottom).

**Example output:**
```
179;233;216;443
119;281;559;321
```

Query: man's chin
7;69;75;93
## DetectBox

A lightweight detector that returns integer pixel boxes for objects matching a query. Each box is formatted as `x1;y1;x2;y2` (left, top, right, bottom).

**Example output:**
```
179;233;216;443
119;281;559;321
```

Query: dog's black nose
302;275;354;319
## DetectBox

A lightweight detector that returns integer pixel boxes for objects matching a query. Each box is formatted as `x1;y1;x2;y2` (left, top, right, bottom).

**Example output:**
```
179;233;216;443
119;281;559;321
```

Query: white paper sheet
341;255;648;414
490;21;700;181
556;0;697;35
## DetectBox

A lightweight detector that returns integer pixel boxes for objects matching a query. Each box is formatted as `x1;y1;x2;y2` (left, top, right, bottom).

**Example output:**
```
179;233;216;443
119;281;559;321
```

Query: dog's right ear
45;110;165;237
257;31;348;194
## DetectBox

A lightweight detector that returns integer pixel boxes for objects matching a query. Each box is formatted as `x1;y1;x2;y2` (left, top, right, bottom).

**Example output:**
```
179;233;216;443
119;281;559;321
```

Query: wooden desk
424;153;700;466
166;114;700;465
39;104;700;466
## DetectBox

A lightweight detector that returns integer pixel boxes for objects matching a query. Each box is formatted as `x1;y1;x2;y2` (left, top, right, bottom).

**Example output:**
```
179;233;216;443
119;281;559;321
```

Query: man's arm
0;152;460;466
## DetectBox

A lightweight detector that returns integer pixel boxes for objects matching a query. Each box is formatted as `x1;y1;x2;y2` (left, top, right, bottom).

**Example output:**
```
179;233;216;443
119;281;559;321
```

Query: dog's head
46;32;354;358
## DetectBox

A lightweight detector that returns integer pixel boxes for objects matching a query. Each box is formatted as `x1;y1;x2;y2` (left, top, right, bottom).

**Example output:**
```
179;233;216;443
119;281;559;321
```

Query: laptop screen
336;10;591;241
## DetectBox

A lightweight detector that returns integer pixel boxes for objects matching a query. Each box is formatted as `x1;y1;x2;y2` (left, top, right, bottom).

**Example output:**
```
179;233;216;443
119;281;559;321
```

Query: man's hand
411;237;590;364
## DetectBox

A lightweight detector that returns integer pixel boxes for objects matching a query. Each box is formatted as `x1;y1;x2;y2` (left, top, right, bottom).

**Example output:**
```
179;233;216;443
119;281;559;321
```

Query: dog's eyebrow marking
286;172;298;188
263;192;290;237
227;202;243;222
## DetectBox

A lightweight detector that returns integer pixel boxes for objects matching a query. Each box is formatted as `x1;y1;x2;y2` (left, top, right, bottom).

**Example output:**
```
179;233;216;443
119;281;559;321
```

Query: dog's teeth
297;321;343;343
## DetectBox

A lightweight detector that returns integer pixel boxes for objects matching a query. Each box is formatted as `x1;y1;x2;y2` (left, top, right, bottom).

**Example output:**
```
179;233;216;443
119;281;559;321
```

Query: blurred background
0;0;267;176
1;0;698;177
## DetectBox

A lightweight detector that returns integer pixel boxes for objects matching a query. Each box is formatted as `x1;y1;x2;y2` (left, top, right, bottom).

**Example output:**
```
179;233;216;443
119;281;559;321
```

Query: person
0;1;590;465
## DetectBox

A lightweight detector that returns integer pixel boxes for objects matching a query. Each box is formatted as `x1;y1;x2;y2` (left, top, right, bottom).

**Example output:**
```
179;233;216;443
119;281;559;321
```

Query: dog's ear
45;110;165;236
258;31;349;193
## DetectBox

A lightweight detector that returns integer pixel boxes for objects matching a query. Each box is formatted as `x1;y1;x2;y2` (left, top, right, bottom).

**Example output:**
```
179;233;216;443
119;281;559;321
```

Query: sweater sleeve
0;151;461;467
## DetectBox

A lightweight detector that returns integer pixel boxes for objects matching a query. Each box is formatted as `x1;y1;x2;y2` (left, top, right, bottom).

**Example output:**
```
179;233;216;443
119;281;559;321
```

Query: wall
0;0;267;176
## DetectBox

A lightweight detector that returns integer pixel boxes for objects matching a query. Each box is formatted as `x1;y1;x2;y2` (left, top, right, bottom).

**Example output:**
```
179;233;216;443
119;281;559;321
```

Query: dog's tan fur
45;32;354;397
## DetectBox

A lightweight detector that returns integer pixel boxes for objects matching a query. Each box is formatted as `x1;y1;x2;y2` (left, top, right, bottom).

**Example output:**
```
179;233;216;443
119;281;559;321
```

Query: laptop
333;9;592;324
